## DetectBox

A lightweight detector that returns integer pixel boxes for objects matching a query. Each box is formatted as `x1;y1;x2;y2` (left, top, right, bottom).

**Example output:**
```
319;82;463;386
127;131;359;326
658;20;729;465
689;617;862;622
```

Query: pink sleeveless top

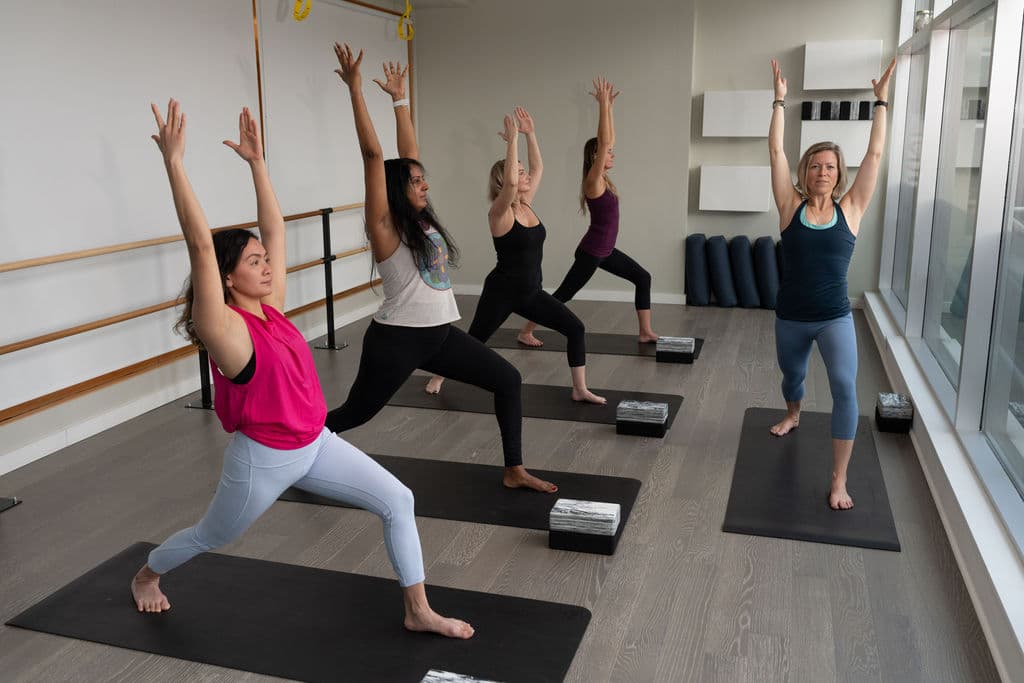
210;305;326;449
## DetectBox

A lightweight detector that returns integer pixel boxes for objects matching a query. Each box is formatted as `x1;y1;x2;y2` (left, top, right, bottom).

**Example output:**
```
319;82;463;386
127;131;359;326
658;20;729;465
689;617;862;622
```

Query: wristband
772;99;785;108
392;98;410;108
873;100;889;108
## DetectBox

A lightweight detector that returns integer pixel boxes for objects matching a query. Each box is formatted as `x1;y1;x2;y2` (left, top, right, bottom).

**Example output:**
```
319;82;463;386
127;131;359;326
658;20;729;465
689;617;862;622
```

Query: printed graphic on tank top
419;230;452;290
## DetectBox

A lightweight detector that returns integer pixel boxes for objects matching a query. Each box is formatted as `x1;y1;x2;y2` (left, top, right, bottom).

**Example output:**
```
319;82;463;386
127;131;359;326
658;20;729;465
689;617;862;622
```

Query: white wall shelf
698;166;771;212
702;90;774;137
800;120;873;166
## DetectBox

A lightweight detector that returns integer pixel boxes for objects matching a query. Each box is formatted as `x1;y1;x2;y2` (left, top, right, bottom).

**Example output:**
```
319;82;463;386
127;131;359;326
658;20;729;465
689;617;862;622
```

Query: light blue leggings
775;313;859;440
148;427;425;587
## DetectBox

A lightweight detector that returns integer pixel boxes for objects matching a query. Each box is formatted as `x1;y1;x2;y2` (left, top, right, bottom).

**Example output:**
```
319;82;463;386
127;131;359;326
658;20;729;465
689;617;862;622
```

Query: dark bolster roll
706;235;737;307
684;233;710;306
729;236;761;308
753;236;780;309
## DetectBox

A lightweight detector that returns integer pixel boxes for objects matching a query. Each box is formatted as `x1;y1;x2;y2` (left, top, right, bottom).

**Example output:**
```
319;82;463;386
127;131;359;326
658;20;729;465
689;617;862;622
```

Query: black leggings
470;273;587;367
325;321;523;467
552;247;652;310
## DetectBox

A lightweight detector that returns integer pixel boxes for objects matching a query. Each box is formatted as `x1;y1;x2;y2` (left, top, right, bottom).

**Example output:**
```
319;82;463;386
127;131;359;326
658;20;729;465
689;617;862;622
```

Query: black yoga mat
484;327;704;361
723;408;900;551
388;379;684;428
281;454;641;539
8;542;590;683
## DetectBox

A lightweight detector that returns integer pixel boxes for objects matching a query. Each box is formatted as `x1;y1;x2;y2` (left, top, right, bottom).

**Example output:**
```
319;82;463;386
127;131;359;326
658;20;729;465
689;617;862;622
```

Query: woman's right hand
771;59;787;100
334;42;363;89
497;114;518;143
589;76;619;105
150;99;186;165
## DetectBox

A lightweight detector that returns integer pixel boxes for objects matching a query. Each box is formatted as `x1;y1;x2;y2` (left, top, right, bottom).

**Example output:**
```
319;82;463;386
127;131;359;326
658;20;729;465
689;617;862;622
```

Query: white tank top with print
373;227;460;327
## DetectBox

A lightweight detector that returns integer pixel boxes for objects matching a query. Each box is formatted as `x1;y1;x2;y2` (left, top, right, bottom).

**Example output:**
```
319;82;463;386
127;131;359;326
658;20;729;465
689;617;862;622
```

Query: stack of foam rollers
684;234;783;308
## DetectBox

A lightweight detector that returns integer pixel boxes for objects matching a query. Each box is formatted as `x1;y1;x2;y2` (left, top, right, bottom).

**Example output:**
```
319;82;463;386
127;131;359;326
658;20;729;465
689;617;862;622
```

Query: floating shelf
699;166;770;212
702;90;774;137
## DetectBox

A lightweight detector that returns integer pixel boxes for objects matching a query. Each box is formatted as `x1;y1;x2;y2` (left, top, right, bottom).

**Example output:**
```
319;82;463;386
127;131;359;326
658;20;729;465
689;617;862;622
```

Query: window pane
893;50;929;306
922;6;994;387
983;22;1024;499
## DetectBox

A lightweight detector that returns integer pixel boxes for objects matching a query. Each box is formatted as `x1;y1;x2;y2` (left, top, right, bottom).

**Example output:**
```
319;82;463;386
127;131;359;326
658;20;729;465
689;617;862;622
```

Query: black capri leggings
552;247;652;310
325;321;523;467
470;273;587;367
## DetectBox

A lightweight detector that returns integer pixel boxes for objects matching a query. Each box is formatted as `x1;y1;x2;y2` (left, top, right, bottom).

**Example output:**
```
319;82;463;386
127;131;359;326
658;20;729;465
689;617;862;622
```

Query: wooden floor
0;298;999;682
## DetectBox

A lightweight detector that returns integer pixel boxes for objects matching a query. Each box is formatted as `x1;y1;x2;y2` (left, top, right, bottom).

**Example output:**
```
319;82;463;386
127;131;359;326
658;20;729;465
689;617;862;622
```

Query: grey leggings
147;427;425;587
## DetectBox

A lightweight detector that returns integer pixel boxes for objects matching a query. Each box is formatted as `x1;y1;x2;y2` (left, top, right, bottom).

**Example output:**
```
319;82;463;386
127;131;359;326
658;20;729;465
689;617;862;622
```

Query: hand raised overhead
873;58;897;100
513;106;534;134
589;76;620;104
222;107;263;163
373;61;409;100
150;99;186;163
498;114;518;143
770;59;787;100
333;42;364;88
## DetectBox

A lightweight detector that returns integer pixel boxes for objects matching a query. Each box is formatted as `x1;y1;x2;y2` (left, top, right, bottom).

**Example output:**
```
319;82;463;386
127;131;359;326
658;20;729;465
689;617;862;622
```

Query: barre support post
315;208;347;351
185;348;214;410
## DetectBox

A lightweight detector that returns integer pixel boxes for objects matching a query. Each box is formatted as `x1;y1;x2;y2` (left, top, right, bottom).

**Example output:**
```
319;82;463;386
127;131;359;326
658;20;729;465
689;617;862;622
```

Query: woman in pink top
520;77;658;345
130;101;472;639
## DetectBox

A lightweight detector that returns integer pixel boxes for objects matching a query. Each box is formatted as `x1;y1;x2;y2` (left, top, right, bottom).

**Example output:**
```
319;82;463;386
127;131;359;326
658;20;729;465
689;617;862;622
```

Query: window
893;50;930;306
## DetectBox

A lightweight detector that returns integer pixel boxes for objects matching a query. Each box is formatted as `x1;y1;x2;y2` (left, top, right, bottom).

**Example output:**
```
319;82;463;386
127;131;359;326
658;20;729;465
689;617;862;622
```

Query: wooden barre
0;245;371;358
0;278;381;427
0;202;364;274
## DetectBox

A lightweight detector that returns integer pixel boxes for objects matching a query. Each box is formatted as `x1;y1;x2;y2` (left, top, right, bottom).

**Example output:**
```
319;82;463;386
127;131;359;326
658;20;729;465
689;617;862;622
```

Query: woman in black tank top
425;110;606;404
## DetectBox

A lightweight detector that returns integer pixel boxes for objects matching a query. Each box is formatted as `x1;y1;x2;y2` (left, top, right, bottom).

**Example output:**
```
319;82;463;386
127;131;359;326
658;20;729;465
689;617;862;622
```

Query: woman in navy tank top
519;77;659;345
424;109;605;404
767;57;895;510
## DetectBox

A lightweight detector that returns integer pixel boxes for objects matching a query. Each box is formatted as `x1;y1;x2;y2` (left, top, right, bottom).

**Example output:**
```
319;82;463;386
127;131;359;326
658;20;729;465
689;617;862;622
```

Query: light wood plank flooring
0;298;999;682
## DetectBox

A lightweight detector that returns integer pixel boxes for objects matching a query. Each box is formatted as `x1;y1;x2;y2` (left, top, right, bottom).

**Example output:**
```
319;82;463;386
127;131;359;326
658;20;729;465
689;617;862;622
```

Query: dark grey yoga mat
484;327;704;360
7;542;591;683
281;454;640;545
723;408;900;551
387;379;683;429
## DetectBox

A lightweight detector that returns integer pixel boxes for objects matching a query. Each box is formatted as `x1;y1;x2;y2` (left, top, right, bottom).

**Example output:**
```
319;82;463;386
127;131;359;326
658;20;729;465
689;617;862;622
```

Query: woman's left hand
222;107;262;162
372;61;409;100
497;113;518;143
873;58;897;100
514;106;534;134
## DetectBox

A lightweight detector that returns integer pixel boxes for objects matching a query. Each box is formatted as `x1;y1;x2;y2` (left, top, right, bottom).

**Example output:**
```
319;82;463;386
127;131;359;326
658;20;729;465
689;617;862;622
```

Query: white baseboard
0;299;381;479
863;291;1024;682
453;284;686;306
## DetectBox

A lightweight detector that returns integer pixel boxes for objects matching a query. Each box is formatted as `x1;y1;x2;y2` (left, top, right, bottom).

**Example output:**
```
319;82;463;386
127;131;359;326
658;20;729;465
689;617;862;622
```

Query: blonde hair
488;158;507;202
795;141;848;200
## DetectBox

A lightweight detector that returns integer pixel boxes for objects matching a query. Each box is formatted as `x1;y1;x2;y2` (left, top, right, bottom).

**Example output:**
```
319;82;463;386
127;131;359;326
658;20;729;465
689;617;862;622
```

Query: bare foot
517;332;544;347
405;607;475;639
769;413;800;436
131;565;170;613
829;477;854;510
424;376;444;395
503;465;558;493
571;387;607;405
638;332;659;343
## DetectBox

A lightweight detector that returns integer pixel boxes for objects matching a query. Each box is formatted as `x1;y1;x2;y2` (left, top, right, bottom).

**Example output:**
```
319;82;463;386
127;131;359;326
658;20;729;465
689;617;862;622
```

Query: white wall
689;0;900;301
412;0;696;305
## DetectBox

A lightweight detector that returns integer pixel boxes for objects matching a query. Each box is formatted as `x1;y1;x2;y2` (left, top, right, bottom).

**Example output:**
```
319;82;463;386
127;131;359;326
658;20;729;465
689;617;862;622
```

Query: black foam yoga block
729;236;761;308
655;349;694;364
875;407;912;433
706;236;737;307
801;101;813;120
753;236;780;309
550;529;618;555
615;420;667;437
685;233;711;305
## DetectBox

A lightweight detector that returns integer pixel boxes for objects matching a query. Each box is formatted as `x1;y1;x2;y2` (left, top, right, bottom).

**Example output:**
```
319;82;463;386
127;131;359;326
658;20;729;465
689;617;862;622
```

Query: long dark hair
174;228;256;347
383;158;459;268
580;137;618;214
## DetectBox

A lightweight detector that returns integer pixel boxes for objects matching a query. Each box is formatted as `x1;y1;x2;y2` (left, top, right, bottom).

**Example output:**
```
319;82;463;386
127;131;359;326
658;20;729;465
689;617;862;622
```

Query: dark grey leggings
325;321;523;467
552;247;652;310
470;272;586;367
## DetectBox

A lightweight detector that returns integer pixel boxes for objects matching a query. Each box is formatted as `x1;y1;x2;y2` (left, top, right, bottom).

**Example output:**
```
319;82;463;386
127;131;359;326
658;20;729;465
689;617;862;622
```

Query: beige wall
690;0;900;301
413;0;696;303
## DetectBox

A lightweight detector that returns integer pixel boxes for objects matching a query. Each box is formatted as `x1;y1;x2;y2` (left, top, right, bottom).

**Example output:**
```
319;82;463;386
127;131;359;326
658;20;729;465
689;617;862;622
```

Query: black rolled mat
281;454;640;538
0;496;20;514
723;408;900;551
7;542;590;683
388;379;683;428
484;327;704;360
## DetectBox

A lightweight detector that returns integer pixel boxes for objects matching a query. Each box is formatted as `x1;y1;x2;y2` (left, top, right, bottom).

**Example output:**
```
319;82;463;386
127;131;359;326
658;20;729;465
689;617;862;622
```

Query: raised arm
373;61;418;160
584;77;618;198
515;107;543;204
769;59;802;225
488;114;521;237
335;43;399;261
841;58;896;232
151;100;251;374
223;107;286;311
